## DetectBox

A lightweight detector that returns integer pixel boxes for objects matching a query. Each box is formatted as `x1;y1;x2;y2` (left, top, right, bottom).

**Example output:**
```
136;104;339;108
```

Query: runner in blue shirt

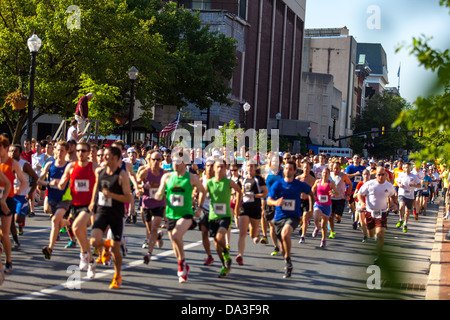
267;160;314;278
345;155;366;218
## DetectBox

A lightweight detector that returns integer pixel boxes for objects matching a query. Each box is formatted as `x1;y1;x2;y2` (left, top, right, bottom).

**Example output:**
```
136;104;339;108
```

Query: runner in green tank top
155;149;205;283
206;159;241;278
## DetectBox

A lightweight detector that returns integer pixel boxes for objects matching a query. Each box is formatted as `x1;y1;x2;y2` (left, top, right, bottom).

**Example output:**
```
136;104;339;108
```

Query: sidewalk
426;196;450;300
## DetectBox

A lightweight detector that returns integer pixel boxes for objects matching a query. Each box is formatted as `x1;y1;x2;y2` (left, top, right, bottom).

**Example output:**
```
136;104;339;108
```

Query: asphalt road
0;197;439;302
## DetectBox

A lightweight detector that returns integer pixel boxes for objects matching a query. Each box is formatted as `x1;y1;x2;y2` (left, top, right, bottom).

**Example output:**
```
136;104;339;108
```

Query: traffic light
418;127;423;137
381;126;385;135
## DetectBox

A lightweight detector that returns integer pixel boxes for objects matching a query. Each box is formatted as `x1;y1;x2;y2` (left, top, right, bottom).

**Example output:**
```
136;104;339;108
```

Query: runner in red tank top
0;135;27;277
58;141;99;279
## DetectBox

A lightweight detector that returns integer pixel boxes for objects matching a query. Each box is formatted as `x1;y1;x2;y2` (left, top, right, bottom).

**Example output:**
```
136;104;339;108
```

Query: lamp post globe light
307;126;311;152
127;66;138;145
276;112;281;130
243;102;250;129
26;33;42;141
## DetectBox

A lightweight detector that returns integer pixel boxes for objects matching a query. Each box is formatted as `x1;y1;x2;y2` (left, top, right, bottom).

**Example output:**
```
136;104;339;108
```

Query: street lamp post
276;112;281;130
27;33;42;141
307;126;311;153
243;102;251;129
127;66;138;145
322;136;326;147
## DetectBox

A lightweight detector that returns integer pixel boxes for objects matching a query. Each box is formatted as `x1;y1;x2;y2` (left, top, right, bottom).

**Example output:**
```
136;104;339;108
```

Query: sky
304;0;450;104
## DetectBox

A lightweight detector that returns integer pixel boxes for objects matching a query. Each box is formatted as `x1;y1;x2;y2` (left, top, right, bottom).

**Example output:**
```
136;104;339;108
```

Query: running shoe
4;262;13;274
271;247;280;256
42;247;52;260
219;266;231;278
203;256;214;266
312;228;319;238
101;249;111;265
177;261;189;277
362;235;368;243
235;254;244;265
142;239;149;249
178;264;190;283
260;237;268;244
396;220;403;228
87;260;97;280
403;225;408;233
79;252;89;271
143;253;152;265
320;240;326;248
65;240;76;248
298;236;305;244
328;231;336;239
109;274;122;289
283;263;293;278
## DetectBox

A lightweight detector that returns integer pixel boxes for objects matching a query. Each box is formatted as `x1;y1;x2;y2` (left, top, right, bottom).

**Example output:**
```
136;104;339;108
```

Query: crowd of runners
0;135;449;288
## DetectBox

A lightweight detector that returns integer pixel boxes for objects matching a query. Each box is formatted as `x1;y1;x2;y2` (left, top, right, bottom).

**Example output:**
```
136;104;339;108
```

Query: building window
178;0;211;9
238;0;247;20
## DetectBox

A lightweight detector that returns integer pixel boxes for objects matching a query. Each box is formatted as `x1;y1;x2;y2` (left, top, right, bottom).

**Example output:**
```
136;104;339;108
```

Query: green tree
0;0;236;143
394;0;450;164
351;92;418;158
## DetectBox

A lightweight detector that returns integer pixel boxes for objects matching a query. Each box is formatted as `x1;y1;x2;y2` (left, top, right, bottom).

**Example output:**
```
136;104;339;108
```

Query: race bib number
149;188;158;199
98;192;112;207
170;194;184;207
213;203;227;215
371;210;382;219
243;192;255;203
354;175;362;183
282;199;296;211
403;189;411;196
318;195;329;203
74;179;89;192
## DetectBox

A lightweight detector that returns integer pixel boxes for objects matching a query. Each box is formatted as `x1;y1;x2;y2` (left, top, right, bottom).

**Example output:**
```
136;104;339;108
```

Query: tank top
70;161;96;206
15;159;30;196
0;157;15;199
165;171;193;219
316;180;332;206
207;177;232;220
47;161;69;202
330;172;346;200
141;168;165;209
97;166;124;216
201;174;211;211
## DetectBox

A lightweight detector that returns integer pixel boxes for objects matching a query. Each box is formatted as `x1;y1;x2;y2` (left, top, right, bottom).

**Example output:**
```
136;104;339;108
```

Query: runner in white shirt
313;154;327;180
357;166;397;264
412;162;425;218
395;162;422;233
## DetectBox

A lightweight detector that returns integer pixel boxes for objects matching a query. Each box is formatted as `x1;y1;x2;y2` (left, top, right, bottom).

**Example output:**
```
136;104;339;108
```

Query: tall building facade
176;0;306;132
303;27;358;139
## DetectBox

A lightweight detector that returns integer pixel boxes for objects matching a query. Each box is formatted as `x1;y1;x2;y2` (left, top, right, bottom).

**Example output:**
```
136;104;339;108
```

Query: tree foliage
352;92;419;159
0;0;236;143
394;0;450;164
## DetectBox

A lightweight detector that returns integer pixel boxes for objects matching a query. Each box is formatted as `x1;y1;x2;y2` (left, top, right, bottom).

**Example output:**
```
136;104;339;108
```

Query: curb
426;198;445;300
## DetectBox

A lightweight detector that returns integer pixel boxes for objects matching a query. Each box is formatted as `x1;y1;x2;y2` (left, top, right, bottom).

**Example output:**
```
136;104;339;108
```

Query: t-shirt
345;165;366;189
396;172;421;200
357;179;395;212
268;178;312;220
242;175;266;210
422;175;433;194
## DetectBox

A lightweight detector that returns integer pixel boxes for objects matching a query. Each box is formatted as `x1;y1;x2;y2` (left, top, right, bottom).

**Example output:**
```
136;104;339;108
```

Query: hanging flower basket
12;97;28;110
3;90;28;110
114;115;128;125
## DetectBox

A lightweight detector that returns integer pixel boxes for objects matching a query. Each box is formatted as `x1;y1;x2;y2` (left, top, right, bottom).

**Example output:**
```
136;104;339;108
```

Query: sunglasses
97;154;104;157
151;158;162;161
77;149;89;153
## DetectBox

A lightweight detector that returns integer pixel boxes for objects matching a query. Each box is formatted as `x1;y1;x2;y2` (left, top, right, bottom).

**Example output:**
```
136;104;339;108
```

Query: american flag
159;112;180;138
